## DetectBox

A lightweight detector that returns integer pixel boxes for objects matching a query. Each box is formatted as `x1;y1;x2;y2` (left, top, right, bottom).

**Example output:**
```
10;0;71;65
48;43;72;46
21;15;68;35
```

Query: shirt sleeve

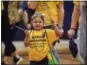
73;2;80;6
20;1;27;10
56;1;63;5
46;29;58;47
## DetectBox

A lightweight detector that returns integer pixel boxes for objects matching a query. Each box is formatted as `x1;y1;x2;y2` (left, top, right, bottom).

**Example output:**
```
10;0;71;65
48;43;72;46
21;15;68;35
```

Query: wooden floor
1;41;80;64
2;53;80;64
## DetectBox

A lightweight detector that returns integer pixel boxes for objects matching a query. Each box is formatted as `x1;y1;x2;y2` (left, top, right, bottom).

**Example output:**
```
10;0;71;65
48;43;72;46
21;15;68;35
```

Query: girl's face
32;16;44;30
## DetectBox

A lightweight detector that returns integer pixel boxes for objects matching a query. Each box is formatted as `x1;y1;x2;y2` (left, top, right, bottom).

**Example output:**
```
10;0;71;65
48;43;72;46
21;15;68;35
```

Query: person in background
68;2;86;64
79;2;87;64
1;1;24;65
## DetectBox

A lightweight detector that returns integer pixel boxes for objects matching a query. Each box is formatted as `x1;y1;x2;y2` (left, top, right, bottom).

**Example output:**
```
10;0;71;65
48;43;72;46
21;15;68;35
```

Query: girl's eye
39;21;42;23
33;21;42;23
33;21;37;23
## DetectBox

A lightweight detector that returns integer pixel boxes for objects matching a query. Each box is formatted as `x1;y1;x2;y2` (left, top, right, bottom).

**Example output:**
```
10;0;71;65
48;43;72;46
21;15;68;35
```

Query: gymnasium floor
1;40;80;64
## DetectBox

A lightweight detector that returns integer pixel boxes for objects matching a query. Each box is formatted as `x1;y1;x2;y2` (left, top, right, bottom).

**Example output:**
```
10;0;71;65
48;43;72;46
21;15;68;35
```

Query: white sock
15;55;20;59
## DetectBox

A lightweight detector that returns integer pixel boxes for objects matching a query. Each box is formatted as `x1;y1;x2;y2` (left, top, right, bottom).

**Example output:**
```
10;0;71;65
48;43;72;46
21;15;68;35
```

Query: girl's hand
25;30;29;37
55;28;64;37
24;30;30;47
59;28;64;37
50;18;56;26
24;37;30;47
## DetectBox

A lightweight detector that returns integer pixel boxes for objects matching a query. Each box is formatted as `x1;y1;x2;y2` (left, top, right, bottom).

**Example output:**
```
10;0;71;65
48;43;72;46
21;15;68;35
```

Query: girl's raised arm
24;30;30;47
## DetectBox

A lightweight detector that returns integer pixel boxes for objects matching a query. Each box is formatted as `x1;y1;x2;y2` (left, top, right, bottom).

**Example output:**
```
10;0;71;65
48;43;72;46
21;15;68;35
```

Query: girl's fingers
25;30;29;36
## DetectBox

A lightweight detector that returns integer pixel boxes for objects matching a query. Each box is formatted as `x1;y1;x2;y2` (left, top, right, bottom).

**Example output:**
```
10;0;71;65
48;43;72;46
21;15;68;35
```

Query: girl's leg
52;47;60;64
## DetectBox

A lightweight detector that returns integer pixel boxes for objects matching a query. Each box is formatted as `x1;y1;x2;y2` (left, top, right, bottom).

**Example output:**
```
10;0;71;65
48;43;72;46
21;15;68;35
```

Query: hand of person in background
68;29;75;38
18;8;24;16
18;1;27;16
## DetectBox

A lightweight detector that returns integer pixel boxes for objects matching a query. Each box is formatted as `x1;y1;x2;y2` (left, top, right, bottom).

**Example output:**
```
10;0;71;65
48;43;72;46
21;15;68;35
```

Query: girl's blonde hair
31;12;45;22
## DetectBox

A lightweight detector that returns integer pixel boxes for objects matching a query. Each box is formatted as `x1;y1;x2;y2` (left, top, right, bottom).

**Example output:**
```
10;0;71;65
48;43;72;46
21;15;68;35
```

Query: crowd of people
1;1;87;65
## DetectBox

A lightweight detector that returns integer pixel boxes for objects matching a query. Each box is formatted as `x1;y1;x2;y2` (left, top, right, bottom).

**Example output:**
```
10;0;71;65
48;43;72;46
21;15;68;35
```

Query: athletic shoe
13;56;23;64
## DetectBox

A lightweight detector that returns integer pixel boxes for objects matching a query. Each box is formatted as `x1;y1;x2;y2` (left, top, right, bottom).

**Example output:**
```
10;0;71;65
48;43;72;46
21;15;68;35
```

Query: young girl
24;13;61;65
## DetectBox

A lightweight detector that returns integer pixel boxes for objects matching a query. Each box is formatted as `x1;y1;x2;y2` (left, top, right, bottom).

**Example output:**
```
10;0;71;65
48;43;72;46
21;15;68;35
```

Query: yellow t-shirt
28;2;63;26
28;29;58;61
73;1;80;7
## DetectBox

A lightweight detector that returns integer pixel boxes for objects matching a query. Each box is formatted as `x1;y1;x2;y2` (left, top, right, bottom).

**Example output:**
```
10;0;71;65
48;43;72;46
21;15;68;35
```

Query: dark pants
1;1;20;56
30;56;48;65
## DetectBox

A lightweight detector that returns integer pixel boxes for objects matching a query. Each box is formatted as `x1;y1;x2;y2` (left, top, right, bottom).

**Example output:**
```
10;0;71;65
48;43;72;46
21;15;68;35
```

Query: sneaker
13;57;23;64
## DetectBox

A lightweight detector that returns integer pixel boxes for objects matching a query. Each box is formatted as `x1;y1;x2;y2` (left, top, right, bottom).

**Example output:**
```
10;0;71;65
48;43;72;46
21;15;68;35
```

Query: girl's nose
36;22;40;25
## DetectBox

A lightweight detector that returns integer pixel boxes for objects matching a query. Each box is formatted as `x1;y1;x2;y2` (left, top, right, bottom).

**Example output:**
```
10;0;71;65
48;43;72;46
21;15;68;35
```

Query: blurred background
12;1;74;41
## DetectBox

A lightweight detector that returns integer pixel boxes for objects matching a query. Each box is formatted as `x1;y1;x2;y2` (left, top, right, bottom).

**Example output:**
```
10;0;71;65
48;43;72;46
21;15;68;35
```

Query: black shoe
13;57;23;64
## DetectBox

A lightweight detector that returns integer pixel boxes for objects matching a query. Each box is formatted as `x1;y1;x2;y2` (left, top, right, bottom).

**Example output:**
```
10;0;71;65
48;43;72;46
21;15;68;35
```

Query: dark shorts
30;56;48;65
